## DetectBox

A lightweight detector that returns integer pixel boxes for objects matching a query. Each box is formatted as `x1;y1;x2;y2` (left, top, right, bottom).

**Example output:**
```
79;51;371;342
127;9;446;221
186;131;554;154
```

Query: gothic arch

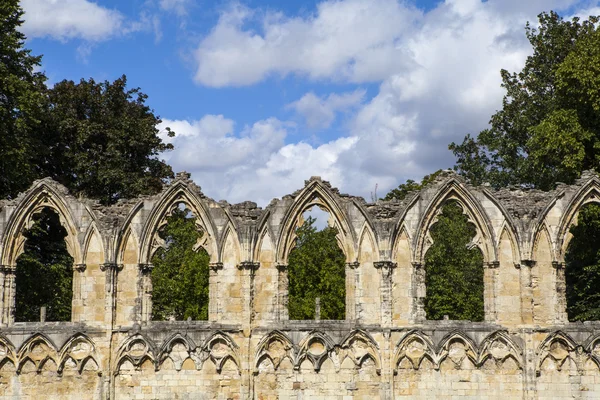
1;180;85;267
115;333;157;373
478;331;522;369
201;331;240;374
254;330;296;372
137;181;220;265
394;330;436;371
57;333;100;374
414;179;497;264
17;333;59;374
436;330;478;369
296;330;337;372
537;331;580;373
339;330;381;373
276;179;356;264
157;333;199;371
555;178;600;261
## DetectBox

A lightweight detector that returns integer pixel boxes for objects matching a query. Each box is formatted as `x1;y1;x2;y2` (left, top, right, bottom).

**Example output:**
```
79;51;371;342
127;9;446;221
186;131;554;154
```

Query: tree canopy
288;216;346;320
450;11;600;190
151;208;210;321
15;207;73;322
0;0;47;199
423;201;484;321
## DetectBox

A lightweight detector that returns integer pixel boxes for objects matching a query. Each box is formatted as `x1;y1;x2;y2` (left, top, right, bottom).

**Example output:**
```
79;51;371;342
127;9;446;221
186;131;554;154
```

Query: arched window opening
288;207;346;320
565;203;600;321
424;201;484;321
15;207;74;322
150;204;209;321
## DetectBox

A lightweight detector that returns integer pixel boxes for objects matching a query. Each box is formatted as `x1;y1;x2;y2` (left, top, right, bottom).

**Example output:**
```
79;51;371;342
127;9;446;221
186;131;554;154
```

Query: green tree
0;0;47;199
450;11;600;189
424;201;484;321
288;216;346;320
384;170;443;201
44;76;175;205
151;208;210;321
565;204;600;321
15;208;74;322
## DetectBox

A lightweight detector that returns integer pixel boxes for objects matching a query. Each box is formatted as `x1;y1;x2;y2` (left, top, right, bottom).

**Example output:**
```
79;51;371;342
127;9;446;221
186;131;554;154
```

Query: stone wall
1;170;600;399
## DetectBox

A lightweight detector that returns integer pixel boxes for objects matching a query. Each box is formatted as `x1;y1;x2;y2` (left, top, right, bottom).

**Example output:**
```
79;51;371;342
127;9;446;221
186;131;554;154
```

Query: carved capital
0;265;16;274
411;262;423;269
276;263;288;272
346;262;360;270
552;261;565;270
74;264;87;272
374;261;397;278
483;261;500;269
139;263;154;274
100;263;123;272
237;261;260;271
520;259;536;268
209;262;223;272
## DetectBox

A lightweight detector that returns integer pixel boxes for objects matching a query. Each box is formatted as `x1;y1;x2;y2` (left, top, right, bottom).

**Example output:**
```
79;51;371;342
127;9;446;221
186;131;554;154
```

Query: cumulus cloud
169;0;597;203
288;89;366;129
20;0;129;41
193;0;421;87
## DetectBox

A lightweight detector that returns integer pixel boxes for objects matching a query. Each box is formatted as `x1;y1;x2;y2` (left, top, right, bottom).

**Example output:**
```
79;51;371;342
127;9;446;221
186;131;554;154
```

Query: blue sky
22;0;600;205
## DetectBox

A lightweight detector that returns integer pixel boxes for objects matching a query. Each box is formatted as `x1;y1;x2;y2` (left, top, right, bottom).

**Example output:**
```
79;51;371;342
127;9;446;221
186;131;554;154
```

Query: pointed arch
478;331;523;369
339;330;381;374
555;178;600;260
1;180;85;266
115;333;157;374
219;224;242;267
296;330;336;372
57;333;100;374
537;331;579;373
17;333;59;374
254;330;296;372
394;330;436;371
157;333;198;371
414;179;497;264
137;181;220;265
81;223;106;266
276;179;356;264
202;331;240;374
437;330;478;369
0;335;16;369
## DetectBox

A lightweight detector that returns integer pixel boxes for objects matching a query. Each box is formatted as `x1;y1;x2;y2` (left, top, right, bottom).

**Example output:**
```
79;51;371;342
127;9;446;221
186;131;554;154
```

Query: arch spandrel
275;178;357;264
413;179;498;264
1;180;86;266
136;181;220;265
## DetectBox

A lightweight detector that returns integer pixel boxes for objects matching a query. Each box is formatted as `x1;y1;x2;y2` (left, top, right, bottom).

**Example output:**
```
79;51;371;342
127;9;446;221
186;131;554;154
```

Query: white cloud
288;89;365;129
159;0;190;16
169;0;599;204
20;0;128;41
193;0;421;87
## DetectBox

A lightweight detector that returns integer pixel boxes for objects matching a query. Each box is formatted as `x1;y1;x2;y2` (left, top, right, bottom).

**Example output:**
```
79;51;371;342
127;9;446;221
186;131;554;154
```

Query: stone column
138;264;154;323
552;261;568;323
518;260;536;325
209;262;223;322
100;263;123;327
374;261;396;327
346;262;360;320
237;261;260;326
411;262;426;322
0;265;14;325
72;264;86;322
276;264;288;321
483;261;499;322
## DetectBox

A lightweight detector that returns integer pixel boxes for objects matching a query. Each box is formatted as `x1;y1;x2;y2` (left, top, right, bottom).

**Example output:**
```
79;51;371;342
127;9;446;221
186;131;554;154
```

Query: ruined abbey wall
1;171;600;399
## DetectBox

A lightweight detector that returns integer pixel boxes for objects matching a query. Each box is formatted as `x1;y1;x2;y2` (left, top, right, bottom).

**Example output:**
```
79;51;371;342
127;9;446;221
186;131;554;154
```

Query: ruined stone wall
1;171;600;399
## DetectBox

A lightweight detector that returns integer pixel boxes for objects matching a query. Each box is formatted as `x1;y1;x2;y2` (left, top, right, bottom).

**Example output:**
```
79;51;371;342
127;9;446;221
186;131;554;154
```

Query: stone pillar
276;264;288;321
138;264;154;323
553;261;568;323
519;260;536;325
72;263;86;322
483;261;499;322
412;262;426;322
237;261;259;326
346;262;360;320
100;263;123;327
0;265;15;325
374;261;396;327
209;262;223;322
